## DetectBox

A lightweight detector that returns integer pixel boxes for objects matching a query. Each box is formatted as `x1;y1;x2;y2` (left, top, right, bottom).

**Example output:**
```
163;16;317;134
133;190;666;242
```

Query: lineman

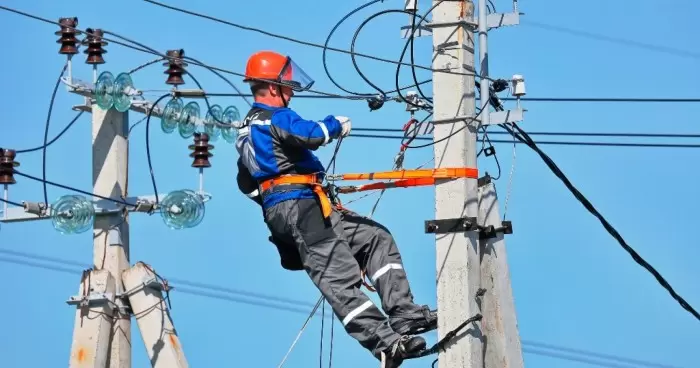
234;50;437;367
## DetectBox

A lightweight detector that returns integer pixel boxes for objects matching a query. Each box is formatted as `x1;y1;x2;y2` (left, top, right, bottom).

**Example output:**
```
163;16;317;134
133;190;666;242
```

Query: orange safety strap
259;174;332;218
336;177;439;194
330;167;478;181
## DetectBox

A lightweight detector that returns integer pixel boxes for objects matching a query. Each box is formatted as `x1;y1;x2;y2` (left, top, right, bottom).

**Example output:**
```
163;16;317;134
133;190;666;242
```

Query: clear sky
1;0;699;367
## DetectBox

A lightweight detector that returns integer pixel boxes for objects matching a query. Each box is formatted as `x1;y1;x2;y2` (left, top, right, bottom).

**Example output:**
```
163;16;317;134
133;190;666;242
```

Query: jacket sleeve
236;157;262;205
270;109;342;150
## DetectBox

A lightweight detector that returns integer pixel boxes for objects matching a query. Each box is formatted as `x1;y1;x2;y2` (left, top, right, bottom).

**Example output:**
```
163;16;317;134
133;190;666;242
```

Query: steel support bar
477;176;524;368
486;12;520;29
488;108;525;125
122;262;189;368
68;269;116;368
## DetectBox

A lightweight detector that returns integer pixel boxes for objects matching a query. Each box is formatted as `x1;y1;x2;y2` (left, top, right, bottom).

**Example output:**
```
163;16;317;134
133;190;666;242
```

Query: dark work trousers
263;197;422;357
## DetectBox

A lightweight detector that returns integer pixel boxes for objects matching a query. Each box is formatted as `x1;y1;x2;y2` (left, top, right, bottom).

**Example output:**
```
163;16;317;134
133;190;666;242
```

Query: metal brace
120;275;168;299
66;292;116;311
425;217;478;234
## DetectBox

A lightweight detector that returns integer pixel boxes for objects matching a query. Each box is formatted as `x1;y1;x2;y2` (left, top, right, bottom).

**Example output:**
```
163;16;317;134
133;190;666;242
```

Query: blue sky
1;0;699;367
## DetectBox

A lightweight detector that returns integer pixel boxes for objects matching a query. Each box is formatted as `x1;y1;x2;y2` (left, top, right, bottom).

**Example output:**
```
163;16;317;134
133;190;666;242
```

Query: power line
524;20;700;61
502;123;700;322
202;92;700;103
0;5;368;102
140;0;492;81
348;133;700;149
0;249;686;368
354;127;700;139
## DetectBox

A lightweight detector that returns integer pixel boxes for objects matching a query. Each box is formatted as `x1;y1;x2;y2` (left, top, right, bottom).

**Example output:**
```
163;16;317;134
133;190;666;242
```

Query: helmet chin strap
277;84;289;108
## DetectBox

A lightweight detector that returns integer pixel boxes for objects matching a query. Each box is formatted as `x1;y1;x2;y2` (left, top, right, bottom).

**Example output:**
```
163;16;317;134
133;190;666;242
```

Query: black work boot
378;335;427;368
389;305;438;336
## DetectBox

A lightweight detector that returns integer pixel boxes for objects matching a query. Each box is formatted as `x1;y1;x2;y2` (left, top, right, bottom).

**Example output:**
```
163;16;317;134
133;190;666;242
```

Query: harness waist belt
259;174;332;218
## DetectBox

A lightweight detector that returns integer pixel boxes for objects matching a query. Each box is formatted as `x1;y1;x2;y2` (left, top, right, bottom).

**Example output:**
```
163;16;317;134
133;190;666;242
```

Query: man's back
235;102;342;208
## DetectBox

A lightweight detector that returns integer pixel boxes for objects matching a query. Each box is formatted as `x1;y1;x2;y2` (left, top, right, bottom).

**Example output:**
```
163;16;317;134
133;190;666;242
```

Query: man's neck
254;96;283;107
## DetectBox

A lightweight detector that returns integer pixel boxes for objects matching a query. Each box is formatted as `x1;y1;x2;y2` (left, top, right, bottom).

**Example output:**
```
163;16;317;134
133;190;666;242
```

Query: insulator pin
0;149;19;185
55;17;81;55
82;28;108;64
189;133;214;168
164;49;187;86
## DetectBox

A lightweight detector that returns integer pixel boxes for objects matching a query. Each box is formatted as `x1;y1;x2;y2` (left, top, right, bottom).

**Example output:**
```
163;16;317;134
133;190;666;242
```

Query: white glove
336;116;352;137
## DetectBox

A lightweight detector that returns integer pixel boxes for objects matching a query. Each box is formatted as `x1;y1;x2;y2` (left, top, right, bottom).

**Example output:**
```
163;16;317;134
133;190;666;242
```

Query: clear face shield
277;57;314;92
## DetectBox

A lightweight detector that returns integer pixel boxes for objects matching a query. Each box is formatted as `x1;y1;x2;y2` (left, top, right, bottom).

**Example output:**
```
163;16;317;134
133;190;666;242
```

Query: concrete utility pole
122;262;188;368
478;175;524;368
92;106;132;368
429;1;483;367
426;0;525;367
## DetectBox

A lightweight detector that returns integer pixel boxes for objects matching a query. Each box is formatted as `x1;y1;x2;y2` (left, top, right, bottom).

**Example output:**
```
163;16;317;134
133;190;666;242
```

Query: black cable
146;93;172;205
399;1;440;106
0;197;24;207
502;97;700;103
42;63;68;207
349;133;700;148
183;55;253;108
15;112;84;154
0;6;373;102
12;170;135;207
128;57;165;75
354;127;700;139
351;9;430;96
323;0;383;96
141;0;493;81
183;70;229;128
501;122;700;322
403;107;488;149
480;130;502;180
103;30;161;55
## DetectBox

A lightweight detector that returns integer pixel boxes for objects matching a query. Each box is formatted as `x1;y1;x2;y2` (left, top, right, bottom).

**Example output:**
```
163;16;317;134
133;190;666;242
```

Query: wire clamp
425;217;478;234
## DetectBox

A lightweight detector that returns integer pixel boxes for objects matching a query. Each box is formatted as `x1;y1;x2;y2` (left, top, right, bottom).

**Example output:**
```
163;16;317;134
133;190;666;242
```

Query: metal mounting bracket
479;221;513;240
66;292;115;311
423;11;520;32
400;24;432;38
425;217;478;234
486;12;521;30
485;108;526;126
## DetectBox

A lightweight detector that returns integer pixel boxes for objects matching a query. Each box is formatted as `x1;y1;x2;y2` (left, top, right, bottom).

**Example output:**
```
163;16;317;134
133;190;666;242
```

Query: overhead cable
0;5;373;102
502;122;700;322
353;127;700;139
348;133;700;149
141;0;493;81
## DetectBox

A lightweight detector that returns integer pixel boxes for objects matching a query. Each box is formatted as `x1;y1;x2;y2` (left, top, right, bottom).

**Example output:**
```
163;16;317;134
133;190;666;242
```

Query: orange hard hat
243;50;314;92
